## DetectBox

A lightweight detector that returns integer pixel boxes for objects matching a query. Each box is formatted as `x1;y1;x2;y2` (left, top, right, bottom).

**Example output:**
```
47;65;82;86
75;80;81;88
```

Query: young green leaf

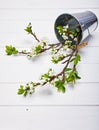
66;71;76;83
70;58;75;62
65;68;72;72
74;53;81;65
54;79;66;93
5;45;19;55
51;54;64;64
23;90;28;96
66;70;81;83
56;26;64;35
5;23;83;96
34;45;43;54
41;70;52;82
71;45;76;49
65;41;72;46
17;85;25;95
24;22;32;34
74;71;81;79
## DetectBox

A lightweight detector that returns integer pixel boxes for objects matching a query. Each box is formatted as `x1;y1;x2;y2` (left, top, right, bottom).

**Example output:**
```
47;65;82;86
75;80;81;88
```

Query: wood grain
0;0;99;8
0;106;99;130
0;0;99;129
0;83;99;105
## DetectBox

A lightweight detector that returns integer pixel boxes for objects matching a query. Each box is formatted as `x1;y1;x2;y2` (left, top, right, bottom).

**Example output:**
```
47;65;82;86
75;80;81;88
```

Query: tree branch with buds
5;23;87;96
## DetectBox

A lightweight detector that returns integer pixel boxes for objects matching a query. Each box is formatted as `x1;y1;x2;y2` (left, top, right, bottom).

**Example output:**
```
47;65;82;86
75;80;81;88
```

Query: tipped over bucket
54;11;98;44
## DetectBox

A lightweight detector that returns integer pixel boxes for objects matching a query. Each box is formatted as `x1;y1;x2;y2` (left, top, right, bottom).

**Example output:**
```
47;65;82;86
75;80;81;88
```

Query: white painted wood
0;32;99;47
0;0;99;129
0;18;98;47
0;106;99;130
0;83;99;105
0;52;99;82
0;8;98;21
1;46;99;63
0;19;98;34
0;0;98;8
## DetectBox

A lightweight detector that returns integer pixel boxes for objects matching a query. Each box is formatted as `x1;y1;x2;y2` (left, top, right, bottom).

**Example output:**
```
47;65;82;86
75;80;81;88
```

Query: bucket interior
54;13;82;44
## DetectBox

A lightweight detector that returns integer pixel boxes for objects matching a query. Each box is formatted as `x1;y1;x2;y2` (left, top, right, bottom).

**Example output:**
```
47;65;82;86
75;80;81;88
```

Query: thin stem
62;59;69;64
40;46;52;52
38;42;63;54
19;51;30;55
47;49;75;82
55;44;64;54
59;50;75;75
49;42;63;47
31;32;40;42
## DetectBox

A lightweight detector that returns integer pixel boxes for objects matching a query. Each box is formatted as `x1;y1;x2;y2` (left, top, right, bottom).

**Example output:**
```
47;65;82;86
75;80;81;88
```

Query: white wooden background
0;0;99;130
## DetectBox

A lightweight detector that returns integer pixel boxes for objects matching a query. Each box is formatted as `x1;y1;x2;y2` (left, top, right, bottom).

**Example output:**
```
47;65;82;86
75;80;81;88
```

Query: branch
31;32;40;42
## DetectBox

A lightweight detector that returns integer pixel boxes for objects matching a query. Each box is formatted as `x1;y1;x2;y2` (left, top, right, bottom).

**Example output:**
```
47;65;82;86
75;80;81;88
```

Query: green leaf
17;85;25;95
51;54;64;64
5;45;18;55
17;89;25;95
66;71;76;83
56;26;63;35
66;76;75;83
41;68;53;82
71;45;76;49
43;73;50;79
51;47;57;54
17;85;30;96
65;41;72;46
65;68;72;71
23;90;28;96
20;85;24;89
54;80;66;93
66;70;81;83
24;22;32;34
70;58;75;62
56;26;63;30
34;45;42;54
74;71;81;79
51;57;58;64
69;29;78;37
74;53;81;65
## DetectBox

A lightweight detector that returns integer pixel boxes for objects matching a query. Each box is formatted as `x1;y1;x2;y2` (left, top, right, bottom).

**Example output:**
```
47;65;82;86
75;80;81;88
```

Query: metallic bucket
54;11;98;44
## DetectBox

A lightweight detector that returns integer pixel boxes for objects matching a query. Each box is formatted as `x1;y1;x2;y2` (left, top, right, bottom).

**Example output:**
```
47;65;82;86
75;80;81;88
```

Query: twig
31;32;40;42
19;51;30;55
49;49;75;81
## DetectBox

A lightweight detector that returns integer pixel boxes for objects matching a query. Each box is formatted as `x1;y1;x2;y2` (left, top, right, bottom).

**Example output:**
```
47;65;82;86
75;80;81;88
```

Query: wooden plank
0;46;99;64
0;106;99;130
0;8;98;21
0;33;98;47
0;0;98;8
0;32;99;47
0;20;98;47
0;0;98;129
0;83;99;105
0;19;98;34
0;51;99;82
